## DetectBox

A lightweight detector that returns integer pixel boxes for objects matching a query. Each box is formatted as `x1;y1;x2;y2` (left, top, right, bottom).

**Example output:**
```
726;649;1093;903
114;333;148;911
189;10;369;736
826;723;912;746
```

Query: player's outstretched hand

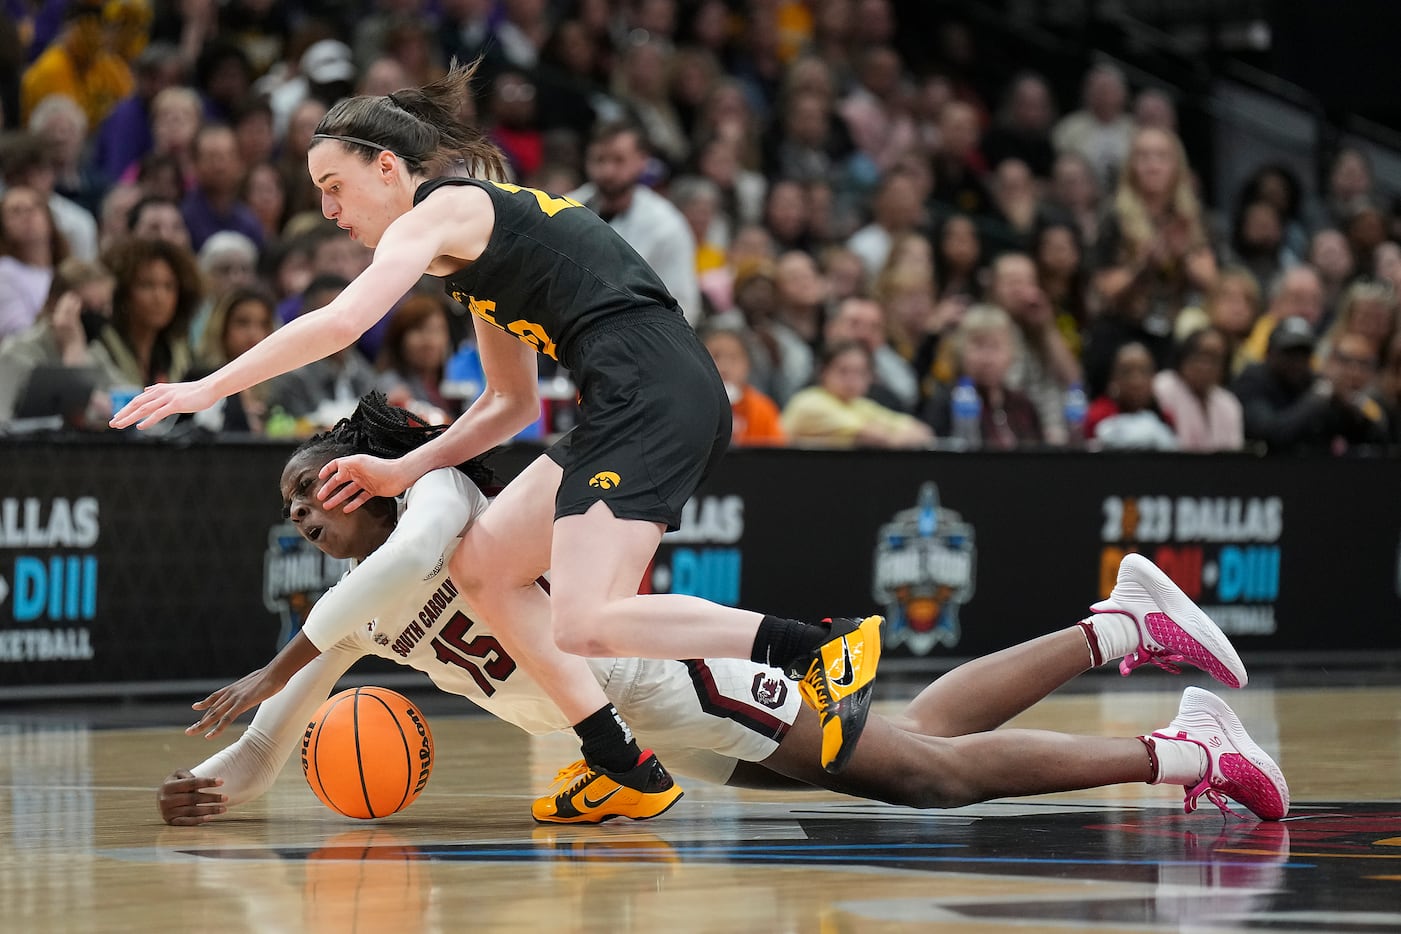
317;453;411;513
109;380;219;429
158;769;227;826
188;667;287;739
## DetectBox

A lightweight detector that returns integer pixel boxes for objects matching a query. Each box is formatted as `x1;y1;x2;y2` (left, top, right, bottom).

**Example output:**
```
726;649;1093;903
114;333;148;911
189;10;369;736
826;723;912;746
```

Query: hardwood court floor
1;676;1398;934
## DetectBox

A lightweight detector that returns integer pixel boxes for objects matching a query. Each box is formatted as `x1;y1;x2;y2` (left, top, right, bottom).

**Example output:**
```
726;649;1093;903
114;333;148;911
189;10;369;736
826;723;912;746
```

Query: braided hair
294;391;498;495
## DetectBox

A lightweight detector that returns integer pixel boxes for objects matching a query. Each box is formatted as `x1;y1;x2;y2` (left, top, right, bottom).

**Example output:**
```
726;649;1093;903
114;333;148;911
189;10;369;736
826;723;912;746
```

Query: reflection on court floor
2;681;1399;933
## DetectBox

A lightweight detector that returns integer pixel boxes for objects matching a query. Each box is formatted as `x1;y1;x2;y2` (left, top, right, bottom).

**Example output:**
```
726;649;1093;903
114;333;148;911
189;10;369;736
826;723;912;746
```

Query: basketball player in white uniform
158;398;1288;826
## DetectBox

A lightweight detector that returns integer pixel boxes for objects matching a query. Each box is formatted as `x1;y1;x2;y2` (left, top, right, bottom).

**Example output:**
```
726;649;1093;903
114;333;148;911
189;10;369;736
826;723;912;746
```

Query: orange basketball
301;687;435;819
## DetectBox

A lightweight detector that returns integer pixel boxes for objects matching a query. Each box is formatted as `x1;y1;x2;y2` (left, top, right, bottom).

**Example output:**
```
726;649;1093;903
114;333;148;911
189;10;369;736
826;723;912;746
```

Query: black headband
311;133;392;152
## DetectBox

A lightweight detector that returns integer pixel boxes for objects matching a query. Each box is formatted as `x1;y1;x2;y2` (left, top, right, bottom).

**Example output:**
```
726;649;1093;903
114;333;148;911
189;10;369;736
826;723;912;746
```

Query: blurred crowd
1;0;1399;455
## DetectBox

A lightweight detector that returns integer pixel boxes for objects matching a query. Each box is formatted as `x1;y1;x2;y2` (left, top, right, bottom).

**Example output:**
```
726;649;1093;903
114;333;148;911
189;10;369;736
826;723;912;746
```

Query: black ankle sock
751;615;827;669
574;704;642;773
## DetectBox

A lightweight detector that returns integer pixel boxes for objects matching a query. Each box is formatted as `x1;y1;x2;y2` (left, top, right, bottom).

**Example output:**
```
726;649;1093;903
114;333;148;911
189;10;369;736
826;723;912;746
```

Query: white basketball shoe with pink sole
1152;687;1290;821
1093;553;1248;689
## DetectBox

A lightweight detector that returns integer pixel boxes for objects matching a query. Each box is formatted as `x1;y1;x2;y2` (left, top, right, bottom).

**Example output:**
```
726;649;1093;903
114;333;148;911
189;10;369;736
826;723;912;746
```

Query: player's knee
878;745;982;809
550;609;612;657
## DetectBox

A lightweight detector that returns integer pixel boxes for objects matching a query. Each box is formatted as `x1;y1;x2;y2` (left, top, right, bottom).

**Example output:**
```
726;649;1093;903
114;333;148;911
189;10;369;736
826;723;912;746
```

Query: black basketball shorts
546;311;731;531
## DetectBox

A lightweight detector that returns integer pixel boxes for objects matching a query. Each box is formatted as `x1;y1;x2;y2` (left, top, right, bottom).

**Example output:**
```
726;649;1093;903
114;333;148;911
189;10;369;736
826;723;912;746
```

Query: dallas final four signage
0;439;294;690
1;440;1399;693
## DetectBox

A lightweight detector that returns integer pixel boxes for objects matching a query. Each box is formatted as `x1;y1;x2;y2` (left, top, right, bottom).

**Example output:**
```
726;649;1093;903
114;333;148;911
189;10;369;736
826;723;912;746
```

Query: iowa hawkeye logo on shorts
589;471;621;490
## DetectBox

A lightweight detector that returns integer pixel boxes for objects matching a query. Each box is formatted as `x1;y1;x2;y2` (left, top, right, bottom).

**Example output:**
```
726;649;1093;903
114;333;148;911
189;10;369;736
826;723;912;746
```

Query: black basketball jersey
413;177;681;368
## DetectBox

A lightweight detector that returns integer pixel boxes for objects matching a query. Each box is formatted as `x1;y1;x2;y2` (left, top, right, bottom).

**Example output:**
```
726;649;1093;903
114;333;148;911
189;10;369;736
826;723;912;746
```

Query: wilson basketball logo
589;471;621;490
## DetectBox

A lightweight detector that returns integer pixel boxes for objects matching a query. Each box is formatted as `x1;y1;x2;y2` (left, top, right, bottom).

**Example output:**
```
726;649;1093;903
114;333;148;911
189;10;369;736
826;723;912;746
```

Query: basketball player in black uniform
113;60;880;822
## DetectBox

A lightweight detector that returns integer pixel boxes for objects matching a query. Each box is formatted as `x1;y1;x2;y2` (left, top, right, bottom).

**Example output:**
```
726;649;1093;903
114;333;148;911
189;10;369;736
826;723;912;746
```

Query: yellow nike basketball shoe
787;615;883;773
531;751;684;824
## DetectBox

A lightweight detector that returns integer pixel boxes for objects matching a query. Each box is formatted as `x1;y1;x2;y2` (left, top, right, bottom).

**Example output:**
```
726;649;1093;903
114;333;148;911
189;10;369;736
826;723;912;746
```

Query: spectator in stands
263;39;358;142
987;251;1081;443
270;96;327;217
1085;342;1178;450
1152;326;1244;452
838;45;916;174
1047;150;1103;247
1227;198;1298;297
820;245;868;304
181;124;264;252
988;158;1049;251
982;71;1058;180
1308;228;1356;327
1378;332;1401;443
90;237;203;391
127;195;192;251
1344;200;1390;274
90;42;182;185
1240;265;1325;366
1237;163;1308;260
1320;330;1389;443
375;292;456;425
692;78;765;172
930;100;992;218
0;185;67;340
701;323;787;446
1174;266;1261;376
572;119;701;325
698;221;775;318
920;303;1042;449
760;249;829;402
823;294;918;412
484;68;544;182
1318;146;1375;230
120;86;203;194
1132;88;1177;133
188;284;277;434
1232;315;1387;454
763;177;821;254
669;174;728;290
28;92;103;217
1052;62;1134;188
189;230;259;348
613;37;689;171
1034;219;1091;358
932;213;983;301
20;0;133;127
241;161;288;244
194;39;255;124
379;16;448;90
264;274;378;428
0;256;113;424
782;340;933;448
765;58;853;185
97;183;142;254
694;133;768;245
0;129;97;261
845;169;924;277
1092;126;1216;348
1315;278;1398;366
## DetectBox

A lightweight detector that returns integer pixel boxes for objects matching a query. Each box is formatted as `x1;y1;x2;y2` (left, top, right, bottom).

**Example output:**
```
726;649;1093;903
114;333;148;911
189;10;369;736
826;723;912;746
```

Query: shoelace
547;760;594;798
1183;776;1249;821
800;665;833;710
1120;646;1185;677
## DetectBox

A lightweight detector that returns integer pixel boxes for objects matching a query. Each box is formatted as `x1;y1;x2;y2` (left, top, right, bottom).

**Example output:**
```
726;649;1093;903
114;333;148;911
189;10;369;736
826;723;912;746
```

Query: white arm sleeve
299;468;486;651
189;638;361;807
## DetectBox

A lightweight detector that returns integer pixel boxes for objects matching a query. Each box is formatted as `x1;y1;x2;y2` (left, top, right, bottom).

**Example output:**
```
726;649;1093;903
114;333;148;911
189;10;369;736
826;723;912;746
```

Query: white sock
1143;735;1208;786
1080;613;1139;665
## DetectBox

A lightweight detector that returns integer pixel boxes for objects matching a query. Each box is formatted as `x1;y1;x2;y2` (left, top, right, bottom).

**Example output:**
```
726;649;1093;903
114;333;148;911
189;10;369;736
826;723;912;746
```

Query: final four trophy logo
263;522;352;648
872;482;977;655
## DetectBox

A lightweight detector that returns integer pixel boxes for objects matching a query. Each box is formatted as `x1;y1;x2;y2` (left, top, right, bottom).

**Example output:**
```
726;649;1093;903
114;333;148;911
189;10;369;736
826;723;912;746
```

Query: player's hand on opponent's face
188;666;288;739
157;769;227;826
317;453;410;513
109;379;219;429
